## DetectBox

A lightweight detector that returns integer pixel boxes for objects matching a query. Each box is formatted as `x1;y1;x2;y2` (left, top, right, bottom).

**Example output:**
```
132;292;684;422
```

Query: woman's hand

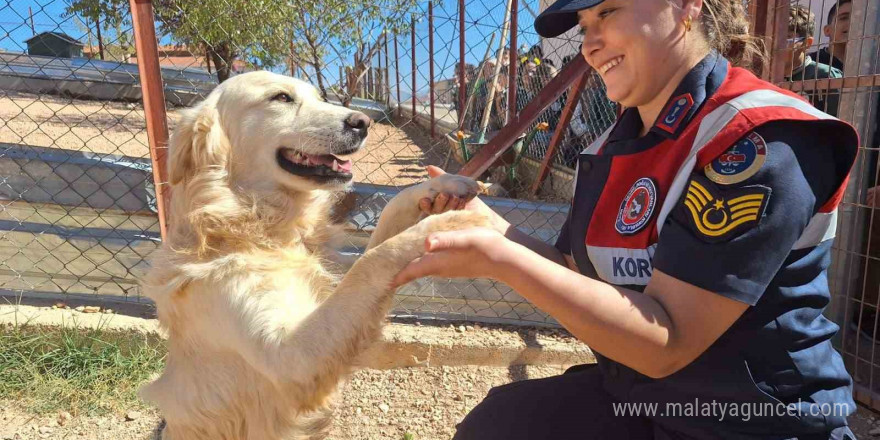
392;227;512;287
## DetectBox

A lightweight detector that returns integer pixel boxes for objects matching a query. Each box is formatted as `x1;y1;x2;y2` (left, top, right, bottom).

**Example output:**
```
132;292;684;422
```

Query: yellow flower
456;130;466;140
536;122;549;131
534;58;541;66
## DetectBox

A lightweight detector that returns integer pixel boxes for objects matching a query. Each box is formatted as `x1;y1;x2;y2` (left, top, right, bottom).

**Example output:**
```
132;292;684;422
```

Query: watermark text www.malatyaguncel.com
612;399;850;422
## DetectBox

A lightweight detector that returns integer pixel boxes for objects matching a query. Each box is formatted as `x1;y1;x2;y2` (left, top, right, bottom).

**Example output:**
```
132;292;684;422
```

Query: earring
683;15;692;32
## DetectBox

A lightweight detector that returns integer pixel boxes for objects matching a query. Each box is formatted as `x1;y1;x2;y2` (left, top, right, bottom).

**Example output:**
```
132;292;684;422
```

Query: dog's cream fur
139;71;490;440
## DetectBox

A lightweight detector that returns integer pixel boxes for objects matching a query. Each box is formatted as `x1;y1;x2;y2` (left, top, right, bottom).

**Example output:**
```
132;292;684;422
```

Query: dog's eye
271;93;293;103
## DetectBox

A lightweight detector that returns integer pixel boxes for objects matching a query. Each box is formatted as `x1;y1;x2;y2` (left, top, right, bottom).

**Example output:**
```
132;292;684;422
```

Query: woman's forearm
495;240;678;378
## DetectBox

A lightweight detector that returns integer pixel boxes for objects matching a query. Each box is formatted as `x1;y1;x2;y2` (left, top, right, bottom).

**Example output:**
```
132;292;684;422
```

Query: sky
0;0;558;102
5;0;840;103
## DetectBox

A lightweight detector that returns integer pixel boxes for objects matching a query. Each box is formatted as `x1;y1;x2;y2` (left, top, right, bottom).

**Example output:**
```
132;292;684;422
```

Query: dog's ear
168;103;231;185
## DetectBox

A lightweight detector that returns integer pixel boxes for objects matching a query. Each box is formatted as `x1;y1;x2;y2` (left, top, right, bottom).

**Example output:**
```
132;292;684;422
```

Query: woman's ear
167;102;230;185
682;0;704;22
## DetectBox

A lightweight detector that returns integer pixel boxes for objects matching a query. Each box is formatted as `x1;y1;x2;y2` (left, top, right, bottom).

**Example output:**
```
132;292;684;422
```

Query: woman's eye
272;93;293;103
599;8;615;18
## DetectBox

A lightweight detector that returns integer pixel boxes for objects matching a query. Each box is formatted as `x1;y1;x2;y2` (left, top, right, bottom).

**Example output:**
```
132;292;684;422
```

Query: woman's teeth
599;56;623;75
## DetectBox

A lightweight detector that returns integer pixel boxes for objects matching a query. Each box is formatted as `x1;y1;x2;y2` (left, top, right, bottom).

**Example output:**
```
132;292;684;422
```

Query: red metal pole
395;33;401;117
507;0;519;123
458;0;466;127
129;0;169;240
530;71;590;196
429;1;436;139
411;15;417;124
769;0;789;83
384;34;390;106
460;55;589;178
376;42;382;101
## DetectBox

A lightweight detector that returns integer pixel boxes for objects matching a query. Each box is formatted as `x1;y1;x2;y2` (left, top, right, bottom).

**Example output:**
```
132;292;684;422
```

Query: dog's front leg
366;174;480;251
225;211;491;405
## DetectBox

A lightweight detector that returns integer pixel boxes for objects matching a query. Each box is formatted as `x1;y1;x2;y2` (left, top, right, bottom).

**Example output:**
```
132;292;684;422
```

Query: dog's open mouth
277;148;354;181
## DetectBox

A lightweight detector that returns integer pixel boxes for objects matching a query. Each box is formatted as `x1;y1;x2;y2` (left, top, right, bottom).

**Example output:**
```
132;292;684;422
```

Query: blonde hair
698;0;768;71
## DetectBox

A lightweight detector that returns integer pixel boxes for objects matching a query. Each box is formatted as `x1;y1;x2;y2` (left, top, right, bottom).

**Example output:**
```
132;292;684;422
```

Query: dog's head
168;71;370;194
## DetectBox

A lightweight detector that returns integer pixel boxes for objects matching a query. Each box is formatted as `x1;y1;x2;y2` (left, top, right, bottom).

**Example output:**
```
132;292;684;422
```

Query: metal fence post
130;0;170;240
530;71;590;196
429;0;436;139
395;33;401;117
507;0;519;123
411;15;417;125
458;0;466;127
384;34;390;106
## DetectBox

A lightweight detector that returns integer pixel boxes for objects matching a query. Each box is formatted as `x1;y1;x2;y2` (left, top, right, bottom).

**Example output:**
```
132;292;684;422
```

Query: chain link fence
0;0;623;326
770;0;880;412
3;0;880;410
0;0;161;304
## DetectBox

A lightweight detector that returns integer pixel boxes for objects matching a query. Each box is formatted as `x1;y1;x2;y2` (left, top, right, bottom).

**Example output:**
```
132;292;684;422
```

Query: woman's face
578;0;690;107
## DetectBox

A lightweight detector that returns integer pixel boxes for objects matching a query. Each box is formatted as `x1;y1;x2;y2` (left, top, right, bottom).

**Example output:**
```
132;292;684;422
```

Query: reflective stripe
792;210;837;250
656;89;839;234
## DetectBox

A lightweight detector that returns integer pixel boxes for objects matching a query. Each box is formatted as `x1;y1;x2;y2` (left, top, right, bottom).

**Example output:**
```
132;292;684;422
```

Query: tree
65;0;131;61
153;0;289;82
286;0;421;105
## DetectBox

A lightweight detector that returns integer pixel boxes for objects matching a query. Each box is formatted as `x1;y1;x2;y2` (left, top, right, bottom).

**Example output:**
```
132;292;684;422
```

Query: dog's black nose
345;112;372;132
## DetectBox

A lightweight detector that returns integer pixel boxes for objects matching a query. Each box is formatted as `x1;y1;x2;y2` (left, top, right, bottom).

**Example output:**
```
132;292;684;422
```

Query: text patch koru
672;175;771;243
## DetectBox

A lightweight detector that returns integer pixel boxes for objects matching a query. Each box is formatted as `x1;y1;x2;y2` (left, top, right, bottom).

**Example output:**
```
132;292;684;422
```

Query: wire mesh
0;0;159;305
764;0;880;412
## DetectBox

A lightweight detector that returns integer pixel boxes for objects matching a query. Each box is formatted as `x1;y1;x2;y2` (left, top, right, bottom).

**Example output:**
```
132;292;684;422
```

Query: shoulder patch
656;93;694;134
673;175;771;243
704;131;767;185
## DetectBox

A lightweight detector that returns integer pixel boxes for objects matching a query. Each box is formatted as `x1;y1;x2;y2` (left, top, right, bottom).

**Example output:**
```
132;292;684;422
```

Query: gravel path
0;365;564;440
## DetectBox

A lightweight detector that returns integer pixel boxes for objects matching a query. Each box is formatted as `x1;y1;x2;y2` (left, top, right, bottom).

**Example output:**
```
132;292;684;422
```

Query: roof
25;31;84;47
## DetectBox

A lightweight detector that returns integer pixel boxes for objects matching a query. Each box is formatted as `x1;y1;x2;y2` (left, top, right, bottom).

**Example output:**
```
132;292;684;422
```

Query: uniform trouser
451;364;857;440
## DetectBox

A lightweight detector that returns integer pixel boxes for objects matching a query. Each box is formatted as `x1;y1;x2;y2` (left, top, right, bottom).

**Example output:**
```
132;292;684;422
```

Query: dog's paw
412;174;481;204
374;210;494;267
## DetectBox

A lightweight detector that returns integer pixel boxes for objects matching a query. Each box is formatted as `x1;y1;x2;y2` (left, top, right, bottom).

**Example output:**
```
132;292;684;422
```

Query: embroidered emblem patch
615;177;657;235
704;131;767;185
655;93;694;134
675;175;771;243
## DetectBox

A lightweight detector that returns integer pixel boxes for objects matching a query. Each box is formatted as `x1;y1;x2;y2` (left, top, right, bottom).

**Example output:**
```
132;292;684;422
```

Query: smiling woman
393;0;862;439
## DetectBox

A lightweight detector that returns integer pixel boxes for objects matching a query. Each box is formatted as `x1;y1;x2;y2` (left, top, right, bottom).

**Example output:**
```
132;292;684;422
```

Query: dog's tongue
308;154;352;173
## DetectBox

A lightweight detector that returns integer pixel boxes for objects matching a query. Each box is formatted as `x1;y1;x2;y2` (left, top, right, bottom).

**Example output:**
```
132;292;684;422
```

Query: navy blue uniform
453;52;859;440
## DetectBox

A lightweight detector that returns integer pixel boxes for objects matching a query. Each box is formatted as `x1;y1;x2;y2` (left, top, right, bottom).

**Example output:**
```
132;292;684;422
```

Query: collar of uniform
649;50;727;140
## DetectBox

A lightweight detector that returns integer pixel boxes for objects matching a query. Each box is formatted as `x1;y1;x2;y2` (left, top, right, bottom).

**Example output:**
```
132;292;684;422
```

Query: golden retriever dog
139;71;490;440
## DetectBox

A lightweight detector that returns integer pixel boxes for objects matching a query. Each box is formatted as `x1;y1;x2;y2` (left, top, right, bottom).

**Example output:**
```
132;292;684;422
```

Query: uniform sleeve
652;121;845;305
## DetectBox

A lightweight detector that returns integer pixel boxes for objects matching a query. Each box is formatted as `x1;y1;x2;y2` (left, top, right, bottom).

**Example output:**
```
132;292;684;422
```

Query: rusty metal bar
751;0;770;75
395;33;401;118
384;34;390;106
460;55;589;178
508;0;519;123
776;74;880;92
411;15;417;124
458;0;466;127
529;70;591;196
130;0;169;240
769;0;789;83
429;1;436;139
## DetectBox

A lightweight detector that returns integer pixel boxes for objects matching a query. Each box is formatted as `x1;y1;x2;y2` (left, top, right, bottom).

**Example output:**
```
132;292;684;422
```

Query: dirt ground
0;365;564;440
0;91;454;187
2;367;879;440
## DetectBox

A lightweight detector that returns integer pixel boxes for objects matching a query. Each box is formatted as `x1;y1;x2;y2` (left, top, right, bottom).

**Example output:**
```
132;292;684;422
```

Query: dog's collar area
276;148;354;182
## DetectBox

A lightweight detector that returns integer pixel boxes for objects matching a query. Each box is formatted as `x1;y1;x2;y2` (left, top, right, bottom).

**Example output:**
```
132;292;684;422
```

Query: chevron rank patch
672;175;771;243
